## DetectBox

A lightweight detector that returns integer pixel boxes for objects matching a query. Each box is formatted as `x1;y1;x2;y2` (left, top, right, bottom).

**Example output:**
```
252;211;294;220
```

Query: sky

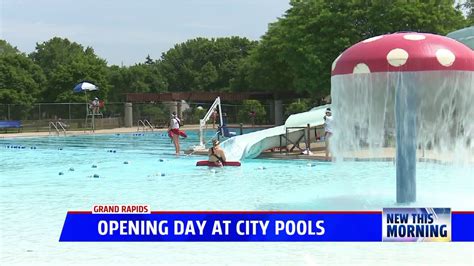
1;0;291;66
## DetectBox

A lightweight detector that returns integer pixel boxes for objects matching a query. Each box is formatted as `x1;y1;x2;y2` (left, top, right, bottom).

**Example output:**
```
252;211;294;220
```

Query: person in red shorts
168;112;187;155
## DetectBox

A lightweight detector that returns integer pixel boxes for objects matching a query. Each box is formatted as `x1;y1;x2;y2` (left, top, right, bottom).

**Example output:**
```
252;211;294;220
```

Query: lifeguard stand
85;101;104;132
73;81;101;132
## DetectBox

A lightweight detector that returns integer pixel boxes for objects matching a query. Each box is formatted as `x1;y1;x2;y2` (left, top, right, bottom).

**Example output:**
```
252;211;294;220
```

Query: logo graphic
383;208;451;242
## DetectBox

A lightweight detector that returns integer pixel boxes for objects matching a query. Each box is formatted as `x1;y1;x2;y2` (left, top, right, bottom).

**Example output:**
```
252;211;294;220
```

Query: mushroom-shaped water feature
331;32;474;203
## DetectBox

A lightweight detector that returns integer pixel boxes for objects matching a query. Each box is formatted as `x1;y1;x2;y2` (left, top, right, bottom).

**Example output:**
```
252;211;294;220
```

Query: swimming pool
1;131;473;265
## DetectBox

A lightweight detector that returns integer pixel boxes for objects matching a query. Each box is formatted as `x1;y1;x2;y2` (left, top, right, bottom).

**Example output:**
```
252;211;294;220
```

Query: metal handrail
56;122;67;136
137;120;146;132
49;121;67;136
198;97;223;148
143;119;154;131
49;122;60;136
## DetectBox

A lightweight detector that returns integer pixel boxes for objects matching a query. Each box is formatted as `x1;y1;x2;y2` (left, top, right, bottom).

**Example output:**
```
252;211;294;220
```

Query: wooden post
240;123;243;135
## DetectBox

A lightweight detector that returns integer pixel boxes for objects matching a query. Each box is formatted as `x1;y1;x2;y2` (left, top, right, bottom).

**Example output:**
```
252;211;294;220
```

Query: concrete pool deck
0;124;270;138
0;124;215;138
259;146;474;164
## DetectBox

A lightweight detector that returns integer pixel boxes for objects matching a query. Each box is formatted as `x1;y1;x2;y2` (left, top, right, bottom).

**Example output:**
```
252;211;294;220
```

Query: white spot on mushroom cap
387;48;409;67
403;34;426;41
436;49;455;67
353;63;370;74
331;53;343;71
362;36;383;43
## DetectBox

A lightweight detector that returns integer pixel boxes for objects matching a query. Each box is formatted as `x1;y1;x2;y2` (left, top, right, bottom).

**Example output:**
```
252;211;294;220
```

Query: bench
0;120;22;133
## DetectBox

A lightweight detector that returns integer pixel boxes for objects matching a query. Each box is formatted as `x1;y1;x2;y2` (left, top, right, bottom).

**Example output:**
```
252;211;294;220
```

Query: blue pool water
1;131;473;264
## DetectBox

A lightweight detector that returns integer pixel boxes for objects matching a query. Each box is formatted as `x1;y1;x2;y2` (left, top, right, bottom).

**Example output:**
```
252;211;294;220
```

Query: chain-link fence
0;102;126;131
0;101;275;132
0;102;128;121
131;101;274;128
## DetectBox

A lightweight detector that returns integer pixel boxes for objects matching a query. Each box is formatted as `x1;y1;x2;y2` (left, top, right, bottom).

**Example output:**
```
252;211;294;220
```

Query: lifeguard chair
85;100;104;132
73;81;102;132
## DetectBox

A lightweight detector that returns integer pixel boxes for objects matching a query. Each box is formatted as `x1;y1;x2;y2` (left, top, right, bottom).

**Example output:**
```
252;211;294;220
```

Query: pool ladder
137;119;154;132
49;121;67;136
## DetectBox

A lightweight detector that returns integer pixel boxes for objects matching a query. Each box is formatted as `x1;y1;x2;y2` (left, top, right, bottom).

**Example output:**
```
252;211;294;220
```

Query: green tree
0;54;46;104
237;100;267;124
30;37;109;102
140;103;168;124
0;50;46;118
458;0;474;24
145;54;154;65
0;40;21;55
184;106;207;124
160;36;257;91
195;62;218;90
237;0;468;98
285;99;310;119
107;61;167;102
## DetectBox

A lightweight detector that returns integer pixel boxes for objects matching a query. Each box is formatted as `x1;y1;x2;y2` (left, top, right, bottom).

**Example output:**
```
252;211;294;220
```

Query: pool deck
0;126;174;138
259;146;473;164
0;124;269;138
0;124;226;138
188;142;472;164
259;148;474;164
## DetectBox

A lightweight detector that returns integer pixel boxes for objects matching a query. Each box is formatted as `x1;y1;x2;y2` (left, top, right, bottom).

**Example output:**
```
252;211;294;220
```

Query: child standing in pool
324;108;333;161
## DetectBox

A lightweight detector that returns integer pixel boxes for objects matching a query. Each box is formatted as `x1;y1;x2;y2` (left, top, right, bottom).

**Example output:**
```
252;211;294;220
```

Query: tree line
1;0;472;109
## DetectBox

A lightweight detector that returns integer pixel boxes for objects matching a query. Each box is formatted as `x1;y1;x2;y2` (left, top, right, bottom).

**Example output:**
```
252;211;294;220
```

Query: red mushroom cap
331;32;474;76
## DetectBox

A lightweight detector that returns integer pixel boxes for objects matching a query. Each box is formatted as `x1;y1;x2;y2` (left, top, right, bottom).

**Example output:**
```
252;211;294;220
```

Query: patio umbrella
73;82;99;93
72;81;99;114
73;81;99;132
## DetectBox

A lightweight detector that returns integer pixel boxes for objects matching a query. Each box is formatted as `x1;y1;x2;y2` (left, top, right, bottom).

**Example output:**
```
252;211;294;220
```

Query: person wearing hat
208;139;226;166
324;108;333;160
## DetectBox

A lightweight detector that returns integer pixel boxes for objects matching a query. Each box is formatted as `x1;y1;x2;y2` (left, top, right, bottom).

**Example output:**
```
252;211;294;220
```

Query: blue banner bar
452;212;474;242
60;212;381;242
59;211;474;242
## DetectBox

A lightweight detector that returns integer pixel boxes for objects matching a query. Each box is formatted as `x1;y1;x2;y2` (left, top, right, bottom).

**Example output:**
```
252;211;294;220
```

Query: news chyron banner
59;205;474;242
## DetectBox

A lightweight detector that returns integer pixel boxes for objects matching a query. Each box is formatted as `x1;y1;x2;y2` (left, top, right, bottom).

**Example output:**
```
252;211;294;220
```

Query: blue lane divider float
6;145;28;149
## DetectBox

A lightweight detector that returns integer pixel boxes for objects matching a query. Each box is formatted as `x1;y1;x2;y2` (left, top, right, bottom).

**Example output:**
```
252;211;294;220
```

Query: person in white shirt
90;97;100;114
324;108;333;161
168;112;187;155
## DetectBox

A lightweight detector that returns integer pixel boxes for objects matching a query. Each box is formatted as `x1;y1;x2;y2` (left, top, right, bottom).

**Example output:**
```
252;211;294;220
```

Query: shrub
237;100;267;124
